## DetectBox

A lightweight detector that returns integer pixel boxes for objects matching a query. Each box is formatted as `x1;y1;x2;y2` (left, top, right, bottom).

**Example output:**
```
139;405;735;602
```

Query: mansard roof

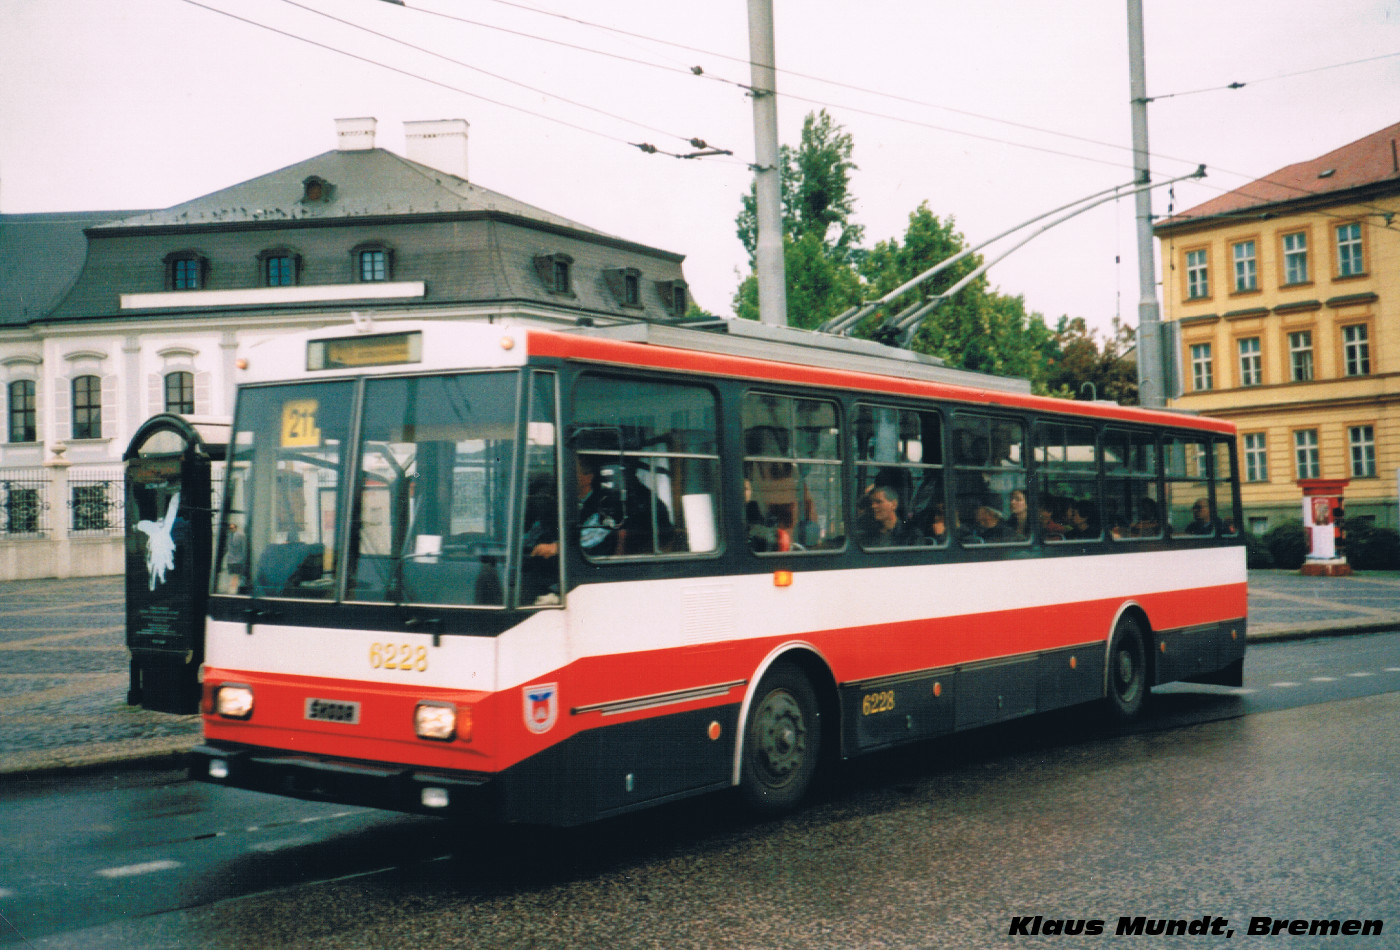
92;148;619;240
0;211;145;327
1157;120;1400;233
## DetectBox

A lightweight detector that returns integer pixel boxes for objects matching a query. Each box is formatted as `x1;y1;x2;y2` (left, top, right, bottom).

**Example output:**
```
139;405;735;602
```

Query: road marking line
1226;688;1258;695
250;837;312;853
1385;668;1400;673
0;887;13;898
1346;671;1375;678
1271;682;1301;688
1309;676;1338;683
96;860;182;879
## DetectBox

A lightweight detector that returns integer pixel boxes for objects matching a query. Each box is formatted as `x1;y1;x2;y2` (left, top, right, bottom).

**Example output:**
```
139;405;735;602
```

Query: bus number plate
305;698;360;724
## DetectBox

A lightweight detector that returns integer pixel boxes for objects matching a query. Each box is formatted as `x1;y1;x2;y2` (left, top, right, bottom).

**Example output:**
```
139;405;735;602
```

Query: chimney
335;117;378;151
404;119;469;180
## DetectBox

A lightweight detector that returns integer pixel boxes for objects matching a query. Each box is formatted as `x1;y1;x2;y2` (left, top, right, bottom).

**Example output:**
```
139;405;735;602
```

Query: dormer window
301;176;334;204
604;267;644;309
259;248;300;287
533;253;575;296
164;250;207;290
353;243;393;282
655;279;688;318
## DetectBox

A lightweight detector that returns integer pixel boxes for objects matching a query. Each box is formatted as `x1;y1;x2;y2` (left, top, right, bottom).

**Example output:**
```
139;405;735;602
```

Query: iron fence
0;469;51;536
68;468;126;536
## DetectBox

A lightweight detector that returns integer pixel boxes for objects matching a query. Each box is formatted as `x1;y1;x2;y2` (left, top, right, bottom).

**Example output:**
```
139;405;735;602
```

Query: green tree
732;232;863;328
1044;316;1138;404
736;109;864;266
854;204;1055;388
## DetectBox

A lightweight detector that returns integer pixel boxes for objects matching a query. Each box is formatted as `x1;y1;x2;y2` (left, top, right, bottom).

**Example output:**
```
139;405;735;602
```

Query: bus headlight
215;684;255;719
414;701;459;742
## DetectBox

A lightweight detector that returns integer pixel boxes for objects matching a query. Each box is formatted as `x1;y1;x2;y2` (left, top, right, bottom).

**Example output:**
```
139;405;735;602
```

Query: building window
356;246;391;282
1293;429;1320;480
1288;331;1314;382
1243;432;1268;483
604;267;644;308
164;371;194;414
1190;342;1213;391
71;484;110;533
655;280;688;318
546;256;568;293
1185;248;1209;299
532;253;575;296
165;252;206;290
1282;231;1308;285
262;252;297;287
1237;337;1262;387
1232;240;1257;292
360;249;387;282
1336;222;1364;277
7;380;36;443
5;488;40;534
72;375;101;440
1342;324;1371;376
1349;425;1376;478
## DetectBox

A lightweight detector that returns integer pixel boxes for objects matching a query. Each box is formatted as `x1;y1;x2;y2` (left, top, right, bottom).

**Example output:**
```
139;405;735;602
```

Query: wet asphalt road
3;632;1398;950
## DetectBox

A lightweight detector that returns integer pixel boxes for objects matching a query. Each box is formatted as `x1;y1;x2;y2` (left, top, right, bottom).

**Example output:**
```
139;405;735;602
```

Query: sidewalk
1;570;1398;780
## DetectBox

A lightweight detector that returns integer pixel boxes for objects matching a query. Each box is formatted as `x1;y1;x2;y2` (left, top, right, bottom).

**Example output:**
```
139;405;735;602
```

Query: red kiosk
1298;478;1351;576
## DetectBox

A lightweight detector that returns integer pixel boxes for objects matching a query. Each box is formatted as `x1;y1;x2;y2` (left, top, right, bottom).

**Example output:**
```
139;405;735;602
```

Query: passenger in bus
1064;499;1101;540
858;485;920;548
1128;497;1162;538
973;502;1018;543
1182;498;1224;536
1007;489;1032;540
921;503;948;545
1039;499;1067;541
529;456;624;559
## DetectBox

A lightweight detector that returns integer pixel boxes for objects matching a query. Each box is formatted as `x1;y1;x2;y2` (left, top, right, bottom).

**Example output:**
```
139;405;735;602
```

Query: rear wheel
1106;615;1149;721
739;663;821;815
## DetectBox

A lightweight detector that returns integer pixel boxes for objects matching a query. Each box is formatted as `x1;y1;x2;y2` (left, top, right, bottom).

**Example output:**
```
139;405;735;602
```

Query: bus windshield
215;372;529;607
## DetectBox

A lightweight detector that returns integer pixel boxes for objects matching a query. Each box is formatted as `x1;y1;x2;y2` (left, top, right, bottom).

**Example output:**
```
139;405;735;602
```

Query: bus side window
744;393;844;553
572;375;721;559
1036;422;1098;543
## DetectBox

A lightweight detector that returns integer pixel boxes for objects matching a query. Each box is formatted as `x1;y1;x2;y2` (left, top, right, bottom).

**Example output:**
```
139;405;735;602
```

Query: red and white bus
191;318;1246;826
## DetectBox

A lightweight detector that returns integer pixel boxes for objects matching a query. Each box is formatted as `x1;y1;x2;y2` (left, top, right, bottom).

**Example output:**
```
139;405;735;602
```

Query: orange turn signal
773;570;793;587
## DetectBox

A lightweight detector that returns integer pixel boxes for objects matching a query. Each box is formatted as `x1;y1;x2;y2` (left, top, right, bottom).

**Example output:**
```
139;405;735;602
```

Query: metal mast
1127;0;1164;407
748;0;788;326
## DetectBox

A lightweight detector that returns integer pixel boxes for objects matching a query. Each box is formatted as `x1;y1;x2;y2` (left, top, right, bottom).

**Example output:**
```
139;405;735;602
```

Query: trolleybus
191;318;1247;826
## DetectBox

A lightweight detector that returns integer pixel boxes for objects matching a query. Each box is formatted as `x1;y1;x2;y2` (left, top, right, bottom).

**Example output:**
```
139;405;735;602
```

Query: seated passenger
1182;498;1224;536
1064;499;1101;540
974;503;1018;544
1039;499;1067;541
858;485;920;548
1007;489;1032;540
1129;497;1162;538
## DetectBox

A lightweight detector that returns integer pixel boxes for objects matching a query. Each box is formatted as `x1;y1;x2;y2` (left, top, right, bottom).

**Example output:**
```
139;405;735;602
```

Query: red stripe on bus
204;582;1244;775
524;330;1237;435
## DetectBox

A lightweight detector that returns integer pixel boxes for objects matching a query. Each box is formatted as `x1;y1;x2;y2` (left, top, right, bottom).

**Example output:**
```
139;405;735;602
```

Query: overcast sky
3;0;1398;334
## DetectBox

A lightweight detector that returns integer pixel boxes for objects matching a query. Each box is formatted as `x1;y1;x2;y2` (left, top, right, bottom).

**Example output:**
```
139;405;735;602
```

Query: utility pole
748;0;788;326
1127;0;1164;408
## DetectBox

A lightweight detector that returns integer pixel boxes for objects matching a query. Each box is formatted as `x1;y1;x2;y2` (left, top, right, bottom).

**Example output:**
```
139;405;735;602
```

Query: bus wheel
1106;615;1148;721
739;663;821;815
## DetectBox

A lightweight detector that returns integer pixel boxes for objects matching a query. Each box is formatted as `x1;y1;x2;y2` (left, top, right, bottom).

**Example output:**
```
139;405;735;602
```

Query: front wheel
738;664;822;815
1106;615;1149;721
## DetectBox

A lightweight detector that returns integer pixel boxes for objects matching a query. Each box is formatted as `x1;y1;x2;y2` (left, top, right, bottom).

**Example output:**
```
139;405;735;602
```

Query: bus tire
739;663;822;815
1106;614;1149;721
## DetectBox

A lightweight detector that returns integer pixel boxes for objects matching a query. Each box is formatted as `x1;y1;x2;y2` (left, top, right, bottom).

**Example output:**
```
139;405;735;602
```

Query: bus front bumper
188;743;498;820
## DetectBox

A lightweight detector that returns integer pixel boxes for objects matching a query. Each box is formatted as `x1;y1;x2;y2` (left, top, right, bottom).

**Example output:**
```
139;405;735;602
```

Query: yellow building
1155;121;1400;534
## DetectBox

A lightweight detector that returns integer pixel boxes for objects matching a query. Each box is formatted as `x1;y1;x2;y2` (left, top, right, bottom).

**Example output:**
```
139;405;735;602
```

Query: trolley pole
1127;0;1164;408
748;0;788;326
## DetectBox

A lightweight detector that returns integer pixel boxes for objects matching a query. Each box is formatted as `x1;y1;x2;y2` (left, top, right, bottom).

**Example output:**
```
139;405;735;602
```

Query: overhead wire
179;0;736;161
275;0;718;149
459;0;1400;223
